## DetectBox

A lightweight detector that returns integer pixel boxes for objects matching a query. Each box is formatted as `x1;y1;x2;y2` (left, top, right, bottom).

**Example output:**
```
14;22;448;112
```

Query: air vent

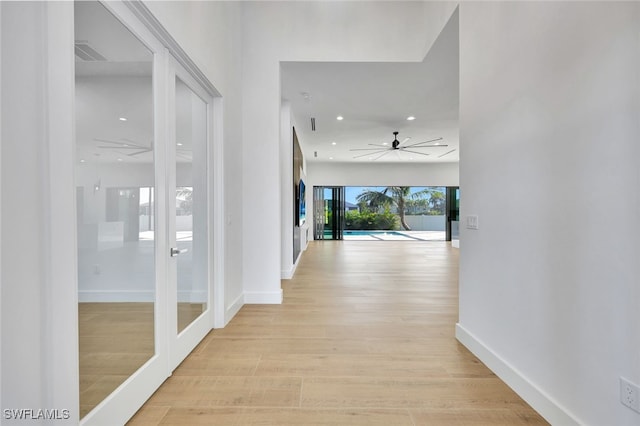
310;117;316;131
75;41;107;62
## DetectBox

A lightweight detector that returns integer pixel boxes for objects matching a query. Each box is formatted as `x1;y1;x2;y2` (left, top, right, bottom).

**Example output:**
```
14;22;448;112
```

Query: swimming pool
343;230;402;236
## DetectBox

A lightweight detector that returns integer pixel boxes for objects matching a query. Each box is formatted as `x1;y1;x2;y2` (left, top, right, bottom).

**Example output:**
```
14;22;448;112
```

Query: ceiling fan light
406;116;415;121
336;116;343;121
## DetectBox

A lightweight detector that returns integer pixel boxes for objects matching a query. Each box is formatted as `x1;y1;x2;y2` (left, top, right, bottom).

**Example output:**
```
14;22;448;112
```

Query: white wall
457;2;640;425
307;161;459;187
1;2;78;422
404;215;445;232
143;0;245;322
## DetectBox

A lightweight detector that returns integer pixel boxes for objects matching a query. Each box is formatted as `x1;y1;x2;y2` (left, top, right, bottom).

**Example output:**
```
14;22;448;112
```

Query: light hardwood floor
128;241;548;425
79;302;204;418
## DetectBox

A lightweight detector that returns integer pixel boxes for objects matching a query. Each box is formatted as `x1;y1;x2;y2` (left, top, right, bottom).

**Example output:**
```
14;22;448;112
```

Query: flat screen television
298;179;306;225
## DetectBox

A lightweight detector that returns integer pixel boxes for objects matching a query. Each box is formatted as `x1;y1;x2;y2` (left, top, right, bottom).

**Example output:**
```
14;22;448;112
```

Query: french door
166;61;214;370
75;2;218;424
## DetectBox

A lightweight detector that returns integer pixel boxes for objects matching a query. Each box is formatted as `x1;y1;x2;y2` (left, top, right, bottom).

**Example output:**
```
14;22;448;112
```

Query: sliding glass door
313;186;345;240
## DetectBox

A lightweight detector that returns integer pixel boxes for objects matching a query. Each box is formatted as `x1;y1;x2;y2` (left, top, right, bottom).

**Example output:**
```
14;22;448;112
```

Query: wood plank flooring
79;302;204;418
128;241;548;425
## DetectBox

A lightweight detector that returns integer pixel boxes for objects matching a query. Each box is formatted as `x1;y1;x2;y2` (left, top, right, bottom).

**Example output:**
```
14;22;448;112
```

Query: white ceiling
281;10;459;164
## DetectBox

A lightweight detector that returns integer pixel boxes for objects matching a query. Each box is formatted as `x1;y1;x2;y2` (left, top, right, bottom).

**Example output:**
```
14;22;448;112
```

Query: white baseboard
452;239;459;248
78;290;154;303
244;289;283;304
455;323;583;426
281;266;294;280
78;290;207;303
224;293;244;326
282;249;304;280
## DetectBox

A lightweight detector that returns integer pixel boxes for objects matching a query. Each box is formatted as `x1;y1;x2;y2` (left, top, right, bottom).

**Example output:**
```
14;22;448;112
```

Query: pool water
343;231;402;236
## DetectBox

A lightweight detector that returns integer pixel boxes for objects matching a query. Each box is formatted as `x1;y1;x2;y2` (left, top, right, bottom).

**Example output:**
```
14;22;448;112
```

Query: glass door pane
74;0;155;418
174;76;208;333
313;186;325;240
314;186;345;240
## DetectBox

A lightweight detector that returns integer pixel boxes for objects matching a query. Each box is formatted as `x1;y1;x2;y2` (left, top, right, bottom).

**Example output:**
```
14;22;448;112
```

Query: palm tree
356;186;412;230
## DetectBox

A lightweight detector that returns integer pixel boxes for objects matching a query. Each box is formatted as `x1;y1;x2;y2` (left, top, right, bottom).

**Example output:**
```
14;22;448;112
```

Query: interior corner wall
458;2;640;425
142;1;245;321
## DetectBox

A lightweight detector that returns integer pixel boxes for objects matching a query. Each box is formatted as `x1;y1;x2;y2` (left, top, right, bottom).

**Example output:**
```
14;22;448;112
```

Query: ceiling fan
95;138;192;160
95;138;153;157
350;131;447;160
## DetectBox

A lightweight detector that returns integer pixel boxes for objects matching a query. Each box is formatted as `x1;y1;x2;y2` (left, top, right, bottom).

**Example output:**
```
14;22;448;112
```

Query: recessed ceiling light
382;142;388;146
117;158;123;162
177;142;183;146
119;117;127;121
79;159;85;163
329;157;334;160
331;142;336;145
336;116;343;121
406;116;416;121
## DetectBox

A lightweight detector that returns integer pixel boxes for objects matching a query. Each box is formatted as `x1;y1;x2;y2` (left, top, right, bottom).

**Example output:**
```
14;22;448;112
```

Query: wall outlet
466;215;479;230
620;377;640;412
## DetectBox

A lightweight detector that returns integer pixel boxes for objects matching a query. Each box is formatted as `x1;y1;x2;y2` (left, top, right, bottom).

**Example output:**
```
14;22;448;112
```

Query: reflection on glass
175;77;208;333
75;1;154;418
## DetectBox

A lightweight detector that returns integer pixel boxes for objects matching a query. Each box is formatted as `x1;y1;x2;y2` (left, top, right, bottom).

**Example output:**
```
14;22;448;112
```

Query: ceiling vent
75;41;107;62
310;117;316;131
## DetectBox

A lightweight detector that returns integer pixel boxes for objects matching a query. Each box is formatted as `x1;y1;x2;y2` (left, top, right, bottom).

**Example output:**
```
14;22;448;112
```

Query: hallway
129;241;547;425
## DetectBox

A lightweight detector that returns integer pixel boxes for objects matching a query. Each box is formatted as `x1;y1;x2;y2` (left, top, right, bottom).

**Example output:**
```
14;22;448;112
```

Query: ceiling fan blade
438;149;456;158
399;149;430;156
97;146;149;149
403;137;444;148
372;150;392;161
368;143;389;148
406;144;449;148
126;149;152;156
353;149;388;159
93;138;125;145
94;138;148;149
350;147;392;151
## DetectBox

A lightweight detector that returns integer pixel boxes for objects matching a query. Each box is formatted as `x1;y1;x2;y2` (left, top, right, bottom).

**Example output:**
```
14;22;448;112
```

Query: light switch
466;215;479;230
